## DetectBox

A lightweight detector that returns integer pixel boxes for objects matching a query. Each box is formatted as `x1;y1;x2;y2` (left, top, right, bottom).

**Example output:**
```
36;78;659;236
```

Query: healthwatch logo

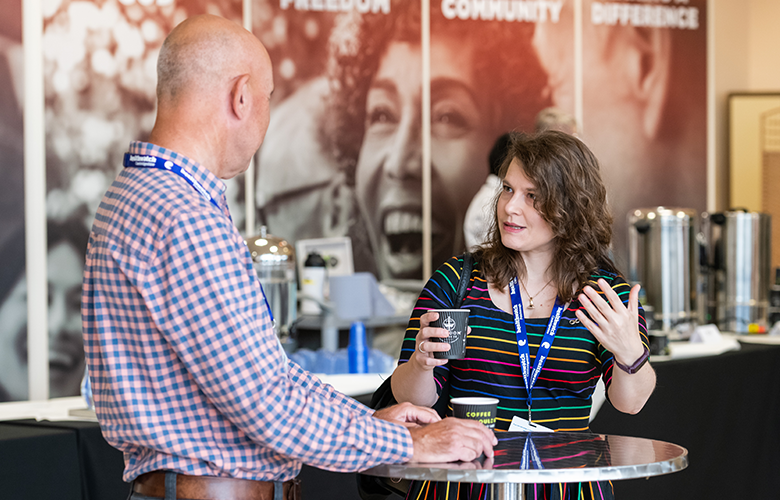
443;316;457;331
128;155;157;167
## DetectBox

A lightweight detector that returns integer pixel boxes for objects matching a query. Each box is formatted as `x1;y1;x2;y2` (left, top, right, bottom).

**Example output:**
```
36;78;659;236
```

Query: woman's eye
366;106;397;127
502;184;513;194
527;192;536;201
432;104;473;139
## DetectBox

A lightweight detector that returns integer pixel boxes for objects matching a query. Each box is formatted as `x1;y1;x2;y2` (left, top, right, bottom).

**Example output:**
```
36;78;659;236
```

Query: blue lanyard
123;153;221;211
123;152;276;327
509;276;565;423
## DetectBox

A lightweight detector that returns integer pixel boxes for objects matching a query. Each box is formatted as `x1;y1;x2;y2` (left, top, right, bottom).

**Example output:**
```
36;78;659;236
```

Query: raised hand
574;279;645;367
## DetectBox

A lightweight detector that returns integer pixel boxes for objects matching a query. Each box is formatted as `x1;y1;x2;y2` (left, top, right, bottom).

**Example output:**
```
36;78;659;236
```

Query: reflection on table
363;432;687;499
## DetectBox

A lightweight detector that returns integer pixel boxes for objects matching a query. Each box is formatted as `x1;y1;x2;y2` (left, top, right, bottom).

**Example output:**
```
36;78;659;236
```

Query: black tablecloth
3;341;779;500
0;419;128;500
0;423;83;500
590;341;780;499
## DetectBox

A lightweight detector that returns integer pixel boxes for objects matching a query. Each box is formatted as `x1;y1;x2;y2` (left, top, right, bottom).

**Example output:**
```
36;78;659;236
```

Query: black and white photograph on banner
0;213;90;402
43;0;244;224
0;0;26;402
533;0;708;269
254;0;551;280
0;0;243;402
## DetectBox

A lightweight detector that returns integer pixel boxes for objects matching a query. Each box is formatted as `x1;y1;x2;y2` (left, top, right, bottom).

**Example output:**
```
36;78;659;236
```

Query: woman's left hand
574;278;645;367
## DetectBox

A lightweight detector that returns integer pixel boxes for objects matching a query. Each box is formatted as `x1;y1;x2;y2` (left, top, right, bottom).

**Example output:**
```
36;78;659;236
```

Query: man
82;15;495;500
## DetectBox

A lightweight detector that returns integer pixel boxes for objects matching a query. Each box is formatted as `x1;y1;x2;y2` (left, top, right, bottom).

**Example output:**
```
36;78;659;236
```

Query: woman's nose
503;193;524;216
48;293;67;338
384;113;422;180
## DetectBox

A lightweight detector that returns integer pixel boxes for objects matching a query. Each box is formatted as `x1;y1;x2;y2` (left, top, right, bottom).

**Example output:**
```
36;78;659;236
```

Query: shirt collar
127;141;227;201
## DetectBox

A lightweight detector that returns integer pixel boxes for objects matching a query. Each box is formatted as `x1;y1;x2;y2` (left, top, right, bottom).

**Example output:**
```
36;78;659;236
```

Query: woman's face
355;37;492;279
0;241;85;401
497;159;556;257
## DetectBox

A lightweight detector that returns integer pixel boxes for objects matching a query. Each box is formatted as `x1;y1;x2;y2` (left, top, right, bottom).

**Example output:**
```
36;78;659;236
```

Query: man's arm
286;360;372;417
150;212;411;471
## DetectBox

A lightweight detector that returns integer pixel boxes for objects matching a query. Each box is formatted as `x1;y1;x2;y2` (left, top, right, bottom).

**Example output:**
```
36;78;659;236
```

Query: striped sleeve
398;256;467;398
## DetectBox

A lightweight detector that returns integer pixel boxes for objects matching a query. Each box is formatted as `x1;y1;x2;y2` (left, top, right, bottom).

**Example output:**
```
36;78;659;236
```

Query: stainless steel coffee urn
245;226;297;346
701;210;771;333
628;207;699;333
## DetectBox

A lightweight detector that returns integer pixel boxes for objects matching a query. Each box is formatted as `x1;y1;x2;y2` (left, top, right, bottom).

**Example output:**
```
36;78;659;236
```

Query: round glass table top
363;432;688;484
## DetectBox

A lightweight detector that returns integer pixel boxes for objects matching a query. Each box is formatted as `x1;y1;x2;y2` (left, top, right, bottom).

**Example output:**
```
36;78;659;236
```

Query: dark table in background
590;340;780;499
0;410;372;500
3;340;779;500
0;419;127;500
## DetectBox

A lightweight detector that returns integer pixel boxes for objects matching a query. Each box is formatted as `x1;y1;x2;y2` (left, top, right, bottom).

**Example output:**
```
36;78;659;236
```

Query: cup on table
451;397;499;429
429;309;470;359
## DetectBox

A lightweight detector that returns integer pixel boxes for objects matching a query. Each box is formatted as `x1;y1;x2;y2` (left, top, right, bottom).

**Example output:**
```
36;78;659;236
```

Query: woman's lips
502;221;525;233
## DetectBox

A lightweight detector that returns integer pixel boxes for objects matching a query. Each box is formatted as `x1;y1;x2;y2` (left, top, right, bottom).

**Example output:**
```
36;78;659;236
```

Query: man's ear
626;26;671;139
230;74;251;120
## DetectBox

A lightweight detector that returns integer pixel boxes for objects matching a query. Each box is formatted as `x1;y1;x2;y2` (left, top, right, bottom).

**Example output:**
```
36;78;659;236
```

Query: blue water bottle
348;321;369;373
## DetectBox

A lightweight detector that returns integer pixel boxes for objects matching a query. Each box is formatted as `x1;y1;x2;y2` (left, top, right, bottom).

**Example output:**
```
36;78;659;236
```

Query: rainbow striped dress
398;255;649;500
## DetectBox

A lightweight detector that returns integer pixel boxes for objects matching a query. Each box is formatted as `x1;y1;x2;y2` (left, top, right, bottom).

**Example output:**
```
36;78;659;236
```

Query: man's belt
133;471;301;500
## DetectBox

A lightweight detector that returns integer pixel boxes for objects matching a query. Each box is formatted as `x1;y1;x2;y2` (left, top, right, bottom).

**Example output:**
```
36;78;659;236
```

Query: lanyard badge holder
509;276;566;423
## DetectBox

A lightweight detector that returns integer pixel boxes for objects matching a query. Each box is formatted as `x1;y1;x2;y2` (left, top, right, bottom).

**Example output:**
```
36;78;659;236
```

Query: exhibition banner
0;0;25;402
254;0;555;280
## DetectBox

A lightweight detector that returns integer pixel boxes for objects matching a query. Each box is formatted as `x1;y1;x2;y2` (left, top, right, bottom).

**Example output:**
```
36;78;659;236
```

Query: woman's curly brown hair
477;130;618;303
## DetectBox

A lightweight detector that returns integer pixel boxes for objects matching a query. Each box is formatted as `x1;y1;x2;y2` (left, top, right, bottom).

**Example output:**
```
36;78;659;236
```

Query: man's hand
373;402;441;428
408;418;497;463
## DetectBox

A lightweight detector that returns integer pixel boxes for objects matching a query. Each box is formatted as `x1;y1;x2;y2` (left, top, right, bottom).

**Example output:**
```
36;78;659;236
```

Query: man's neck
147;105;226;178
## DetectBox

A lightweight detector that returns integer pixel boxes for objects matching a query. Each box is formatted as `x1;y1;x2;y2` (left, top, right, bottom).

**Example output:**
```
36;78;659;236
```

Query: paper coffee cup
451;397;499;429
430;309;469;359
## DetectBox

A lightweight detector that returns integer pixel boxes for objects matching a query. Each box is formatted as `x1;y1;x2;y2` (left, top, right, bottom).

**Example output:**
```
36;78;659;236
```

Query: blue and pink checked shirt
82;142;412;482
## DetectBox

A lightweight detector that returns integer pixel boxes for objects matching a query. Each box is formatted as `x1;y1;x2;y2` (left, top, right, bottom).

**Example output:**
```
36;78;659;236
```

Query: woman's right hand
392;311;455;406
413;311;454;370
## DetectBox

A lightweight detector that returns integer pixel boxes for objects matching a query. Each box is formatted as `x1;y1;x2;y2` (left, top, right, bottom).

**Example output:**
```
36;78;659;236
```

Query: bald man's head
149;15;274;178
156;15;268;104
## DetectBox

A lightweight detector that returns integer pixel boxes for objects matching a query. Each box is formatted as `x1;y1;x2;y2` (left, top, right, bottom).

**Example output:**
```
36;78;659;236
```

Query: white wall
747;0;780;90
712;0;780;211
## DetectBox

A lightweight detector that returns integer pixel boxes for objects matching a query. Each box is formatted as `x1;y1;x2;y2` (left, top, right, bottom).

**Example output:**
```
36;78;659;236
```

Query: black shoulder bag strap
358;253;473;500
455;252;473;307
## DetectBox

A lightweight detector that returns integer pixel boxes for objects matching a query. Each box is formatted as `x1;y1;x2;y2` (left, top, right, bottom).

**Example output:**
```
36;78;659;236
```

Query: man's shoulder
95;169;221;251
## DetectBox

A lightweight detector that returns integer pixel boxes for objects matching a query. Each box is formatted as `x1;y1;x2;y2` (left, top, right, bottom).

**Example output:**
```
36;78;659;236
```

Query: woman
390;131;655;499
